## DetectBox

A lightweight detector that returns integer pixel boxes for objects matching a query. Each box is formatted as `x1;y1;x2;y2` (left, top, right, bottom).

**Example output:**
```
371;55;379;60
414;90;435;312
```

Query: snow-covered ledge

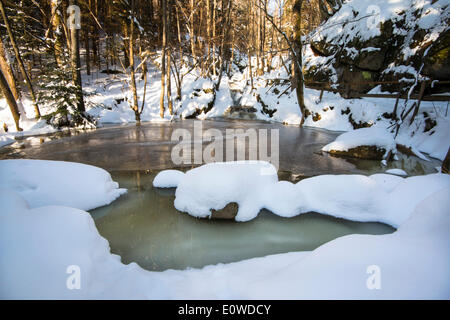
1;159;449;299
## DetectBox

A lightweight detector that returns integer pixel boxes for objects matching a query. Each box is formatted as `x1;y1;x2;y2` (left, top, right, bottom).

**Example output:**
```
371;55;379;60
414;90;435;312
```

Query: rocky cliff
304;0;450;95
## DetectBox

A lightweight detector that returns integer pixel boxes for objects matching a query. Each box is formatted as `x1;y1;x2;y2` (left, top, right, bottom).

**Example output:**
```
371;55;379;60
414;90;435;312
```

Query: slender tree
0;0;41;118
129;0;140;122
0;69;22;131
68;0;85;112
159;0;167;118
0;37;21;107
291;0;306;126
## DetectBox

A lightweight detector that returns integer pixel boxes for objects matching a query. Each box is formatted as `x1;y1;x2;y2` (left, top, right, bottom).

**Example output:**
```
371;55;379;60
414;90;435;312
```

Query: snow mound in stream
174;161;279;222
0;159;127;211
153;170;186;188
160;161;450;227
322;126;397;157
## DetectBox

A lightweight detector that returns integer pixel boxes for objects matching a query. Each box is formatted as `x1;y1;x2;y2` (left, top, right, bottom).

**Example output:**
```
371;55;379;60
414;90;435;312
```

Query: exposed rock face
304;0;450;95
442;148;450;174
210;202;238;219
422;30;450;81
325;146;390;161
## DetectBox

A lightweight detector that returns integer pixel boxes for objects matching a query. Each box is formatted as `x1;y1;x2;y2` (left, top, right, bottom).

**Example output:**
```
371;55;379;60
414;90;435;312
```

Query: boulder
210;202;238;219
326;145;391;161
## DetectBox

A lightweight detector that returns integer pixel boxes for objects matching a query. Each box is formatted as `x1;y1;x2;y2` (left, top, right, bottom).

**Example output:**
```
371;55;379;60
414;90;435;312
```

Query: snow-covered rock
174;161;279;222
321;126;397;160
153;170;185;188
305;0;450;92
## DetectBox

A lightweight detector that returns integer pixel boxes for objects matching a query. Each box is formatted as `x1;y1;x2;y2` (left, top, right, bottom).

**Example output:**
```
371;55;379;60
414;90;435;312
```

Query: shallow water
0;119;440;176
90;170;395;271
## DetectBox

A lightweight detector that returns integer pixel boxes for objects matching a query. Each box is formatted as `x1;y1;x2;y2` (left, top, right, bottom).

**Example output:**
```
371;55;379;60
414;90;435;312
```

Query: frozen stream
0;119;440;271
0;118;440;175
90;170;394;271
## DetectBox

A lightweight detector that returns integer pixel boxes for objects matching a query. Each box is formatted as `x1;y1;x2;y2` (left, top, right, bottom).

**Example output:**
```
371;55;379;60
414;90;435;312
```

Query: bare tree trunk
129;0;140;122
167;50;173;115
122;22;130;68
291;0;306;126
248;49;254;90
215;0;232;90
206;0;211;76
259;0;266;74
212;0;217;77
0;0;40;118
189;0;196;63
49;0;65;67
0;38;21;104
167;0;173;115
229;28;235;75
175;5;183;66
85;29;91;76
68;0;85;113
159;0;167;118
0;69;22;131
256;1;261;75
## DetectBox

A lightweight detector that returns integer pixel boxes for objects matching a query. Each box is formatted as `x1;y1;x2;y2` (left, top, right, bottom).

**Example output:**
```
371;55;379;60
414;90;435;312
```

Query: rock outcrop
304;0;450;96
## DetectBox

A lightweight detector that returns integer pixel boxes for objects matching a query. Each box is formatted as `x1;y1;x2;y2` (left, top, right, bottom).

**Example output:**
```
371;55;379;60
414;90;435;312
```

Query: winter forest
0;0;449;300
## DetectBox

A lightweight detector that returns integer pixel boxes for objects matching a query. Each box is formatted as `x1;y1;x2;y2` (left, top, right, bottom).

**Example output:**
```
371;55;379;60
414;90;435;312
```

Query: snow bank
0;159;126;211
321;125;397;158
0;189;147;299
163;161;450;227
153;170;185;188
386;168;407;176
0;135;15;148
396;117;450;161
219;187;450;299
1;179;449;299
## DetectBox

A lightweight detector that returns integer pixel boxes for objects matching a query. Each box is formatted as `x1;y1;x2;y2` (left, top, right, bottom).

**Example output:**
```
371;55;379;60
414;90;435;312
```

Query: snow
162;161;450;228
232;187;450;299
300;86;450;161
386;168;408;176
321;125;397;159
1;159;449;299
310;0;450;62
0;97;59;139
174;161;279;222
397;117;450;161
153;170;185;188
0;159;127;211
0;134;15;148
